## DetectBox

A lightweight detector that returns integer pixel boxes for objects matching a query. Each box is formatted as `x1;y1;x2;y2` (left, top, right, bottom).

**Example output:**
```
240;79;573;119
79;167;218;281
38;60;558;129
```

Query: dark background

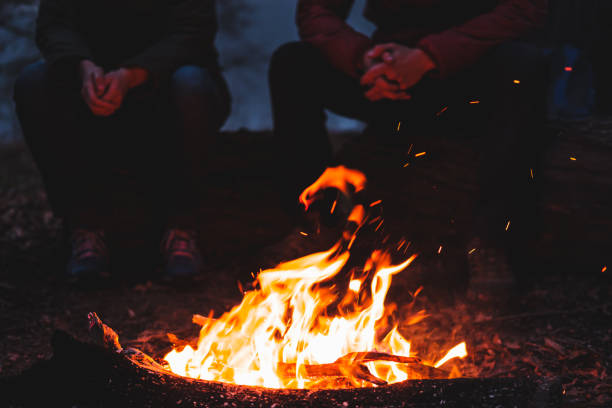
0;1;611;406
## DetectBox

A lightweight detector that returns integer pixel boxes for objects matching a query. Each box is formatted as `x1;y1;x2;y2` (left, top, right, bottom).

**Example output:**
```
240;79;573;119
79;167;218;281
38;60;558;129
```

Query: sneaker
161;229;203;278
67;229;109;278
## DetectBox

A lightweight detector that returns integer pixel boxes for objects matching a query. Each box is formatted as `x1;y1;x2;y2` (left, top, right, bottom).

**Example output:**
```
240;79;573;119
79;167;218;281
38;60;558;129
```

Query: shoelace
163;229;197;260
72;229;107;261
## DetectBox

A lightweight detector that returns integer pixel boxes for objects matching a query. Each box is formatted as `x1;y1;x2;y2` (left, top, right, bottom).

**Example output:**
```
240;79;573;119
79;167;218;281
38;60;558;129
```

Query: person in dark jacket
13;0;231;278
269;0;550;291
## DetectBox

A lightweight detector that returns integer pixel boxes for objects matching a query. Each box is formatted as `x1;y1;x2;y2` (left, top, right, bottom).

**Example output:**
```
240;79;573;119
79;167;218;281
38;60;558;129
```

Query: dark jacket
36;0;219;81
297;0;548;78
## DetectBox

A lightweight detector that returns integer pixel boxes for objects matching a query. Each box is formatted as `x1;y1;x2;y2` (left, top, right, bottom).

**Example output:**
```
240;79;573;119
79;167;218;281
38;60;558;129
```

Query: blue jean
14;62;231;229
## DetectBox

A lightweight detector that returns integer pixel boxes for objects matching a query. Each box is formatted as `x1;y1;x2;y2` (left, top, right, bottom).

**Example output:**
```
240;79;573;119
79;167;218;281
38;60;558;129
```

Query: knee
13;61;48;109
170;65;230;126
170;65;218;99
269;42;321;82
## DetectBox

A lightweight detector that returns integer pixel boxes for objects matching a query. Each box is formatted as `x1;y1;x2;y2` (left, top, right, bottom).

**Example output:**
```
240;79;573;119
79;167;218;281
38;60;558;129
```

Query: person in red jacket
269;0;550;291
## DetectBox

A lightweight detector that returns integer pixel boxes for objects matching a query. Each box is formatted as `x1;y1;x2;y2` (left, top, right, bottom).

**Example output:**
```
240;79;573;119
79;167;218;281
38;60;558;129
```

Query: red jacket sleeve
417;0;548;78
297;0;373;78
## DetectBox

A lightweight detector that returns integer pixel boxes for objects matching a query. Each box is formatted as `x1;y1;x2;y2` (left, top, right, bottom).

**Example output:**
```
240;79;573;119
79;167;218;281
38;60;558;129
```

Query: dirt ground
0;125;611;407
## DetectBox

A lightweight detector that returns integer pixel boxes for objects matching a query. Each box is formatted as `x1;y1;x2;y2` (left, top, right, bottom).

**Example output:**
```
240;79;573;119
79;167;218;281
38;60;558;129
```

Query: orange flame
164;166;467;389
299;166;366;210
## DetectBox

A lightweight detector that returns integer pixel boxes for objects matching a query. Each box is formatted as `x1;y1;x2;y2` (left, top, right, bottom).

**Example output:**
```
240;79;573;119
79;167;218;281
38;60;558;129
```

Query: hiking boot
67;229;109;278
161;229;203;278
467;237;515;299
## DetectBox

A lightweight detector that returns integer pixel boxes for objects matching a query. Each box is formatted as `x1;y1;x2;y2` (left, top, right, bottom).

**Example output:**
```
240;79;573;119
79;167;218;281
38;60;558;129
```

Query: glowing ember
163;166;467;389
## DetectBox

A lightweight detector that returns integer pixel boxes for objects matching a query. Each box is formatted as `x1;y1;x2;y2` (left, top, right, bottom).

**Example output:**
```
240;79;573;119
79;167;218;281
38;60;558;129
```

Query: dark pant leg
467;42;550;246
13;61;115;228
163;65;231;228
269;41;389;208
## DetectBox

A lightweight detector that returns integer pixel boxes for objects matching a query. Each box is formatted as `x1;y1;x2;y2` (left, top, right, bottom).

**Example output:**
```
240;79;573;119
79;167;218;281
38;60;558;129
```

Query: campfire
160;166;467;389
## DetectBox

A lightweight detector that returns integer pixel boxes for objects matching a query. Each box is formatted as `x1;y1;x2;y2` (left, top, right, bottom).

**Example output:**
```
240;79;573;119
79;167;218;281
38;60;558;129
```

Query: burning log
0;313;562;407
85;312;446;387
0;329;562;408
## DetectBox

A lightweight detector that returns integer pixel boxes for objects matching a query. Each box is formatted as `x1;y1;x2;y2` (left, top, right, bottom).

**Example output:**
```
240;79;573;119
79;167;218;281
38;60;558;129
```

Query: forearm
417;0;548;78
120;66;149;89
297;0;372;77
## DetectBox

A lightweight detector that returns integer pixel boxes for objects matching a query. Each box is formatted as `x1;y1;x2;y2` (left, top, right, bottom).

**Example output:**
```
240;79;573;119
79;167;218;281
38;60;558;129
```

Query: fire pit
0;166;563;407
1;323;558;407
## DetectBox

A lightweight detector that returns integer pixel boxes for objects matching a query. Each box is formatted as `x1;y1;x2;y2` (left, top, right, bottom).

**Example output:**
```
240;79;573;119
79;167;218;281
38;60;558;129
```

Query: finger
381;90;412;101
93;106;117;117
364;78;396;101
382;51;395;63
90;69;106;95
101;75;126;107
360;63;389;86
364;86;384;102
366;43;396;60
94;76;107;97
374;77;400;92
83;82;117;111
101;80;121;103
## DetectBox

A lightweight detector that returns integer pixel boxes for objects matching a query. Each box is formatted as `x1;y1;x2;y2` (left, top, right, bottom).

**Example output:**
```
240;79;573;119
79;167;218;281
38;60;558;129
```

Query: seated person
14;0;231;278
269;0;549;290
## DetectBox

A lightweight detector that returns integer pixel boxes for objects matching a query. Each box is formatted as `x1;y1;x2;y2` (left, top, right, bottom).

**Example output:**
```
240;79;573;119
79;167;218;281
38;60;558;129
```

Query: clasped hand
360;43;436;102
79;60;131;116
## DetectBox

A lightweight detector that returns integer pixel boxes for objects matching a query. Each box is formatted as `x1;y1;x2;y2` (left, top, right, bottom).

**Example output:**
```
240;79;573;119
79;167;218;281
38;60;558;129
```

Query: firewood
0;329;562;408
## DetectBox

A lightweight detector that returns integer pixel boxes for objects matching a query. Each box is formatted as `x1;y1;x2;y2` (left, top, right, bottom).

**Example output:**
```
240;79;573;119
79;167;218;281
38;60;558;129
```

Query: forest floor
1;123;611;407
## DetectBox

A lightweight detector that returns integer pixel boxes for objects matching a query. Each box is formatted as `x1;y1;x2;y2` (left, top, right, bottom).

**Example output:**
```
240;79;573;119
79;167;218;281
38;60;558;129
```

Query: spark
375;219;384;232
330;200;337;214
603;266;607;273
300;231;308;236
397;122;401;132
348;234;357;249
403;162;410;168
397;239;406;251
505;221;511;231
469;100;480;104
530;168;534;179
403;242;412;255
415;152;427;158
436;106;448;116
513;79;521;84
438;245;443;254
369;200;382;207
564;66;573;72
407;144;414;155
468;248;477;255
570;157;577;161
368;216;382;225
